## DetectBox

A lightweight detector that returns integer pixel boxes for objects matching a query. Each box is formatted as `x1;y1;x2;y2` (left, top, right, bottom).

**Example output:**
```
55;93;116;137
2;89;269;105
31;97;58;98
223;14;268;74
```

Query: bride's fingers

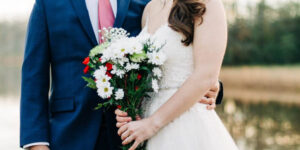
206;91;217;99
116;116;132;123
118;124;128;136
129;139;141;150
201;97;215;105
122;134;136;145
121;130;130;140
116;122;127;128
208;98;216;105
115;109;128;117
207;103;216;110
199;97;208;103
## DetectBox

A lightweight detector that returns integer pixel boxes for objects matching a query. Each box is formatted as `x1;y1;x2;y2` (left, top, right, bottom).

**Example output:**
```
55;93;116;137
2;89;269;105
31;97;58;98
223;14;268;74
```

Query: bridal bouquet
82;28;166;149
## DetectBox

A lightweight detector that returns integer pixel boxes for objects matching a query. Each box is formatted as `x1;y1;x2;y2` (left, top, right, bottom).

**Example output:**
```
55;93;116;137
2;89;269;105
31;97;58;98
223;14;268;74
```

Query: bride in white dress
117;0;239;149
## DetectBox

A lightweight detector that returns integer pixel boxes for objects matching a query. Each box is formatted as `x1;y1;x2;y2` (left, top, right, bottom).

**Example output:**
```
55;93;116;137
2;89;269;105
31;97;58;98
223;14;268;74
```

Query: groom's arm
20;0;50;148
216;80;223;104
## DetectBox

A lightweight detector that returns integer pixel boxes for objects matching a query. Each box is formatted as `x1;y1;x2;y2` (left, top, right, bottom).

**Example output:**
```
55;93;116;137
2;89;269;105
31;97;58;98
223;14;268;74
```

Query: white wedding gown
139;22;239;150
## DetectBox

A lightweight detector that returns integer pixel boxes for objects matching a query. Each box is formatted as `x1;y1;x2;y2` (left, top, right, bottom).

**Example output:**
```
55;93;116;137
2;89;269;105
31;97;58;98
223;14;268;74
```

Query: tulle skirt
144;88;239;150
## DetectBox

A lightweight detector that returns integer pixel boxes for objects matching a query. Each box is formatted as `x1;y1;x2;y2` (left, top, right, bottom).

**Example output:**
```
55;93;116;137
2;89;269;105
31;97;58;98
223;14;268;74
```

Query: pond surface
216;99;300;150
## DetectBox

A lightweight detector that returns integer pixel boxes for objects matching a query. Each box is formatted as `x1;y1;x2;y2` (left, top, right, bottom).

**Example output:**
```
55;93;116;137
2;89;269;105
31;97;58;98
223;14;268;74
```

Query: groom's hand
29;145;49;150
199;81;220;110
115;109;141;128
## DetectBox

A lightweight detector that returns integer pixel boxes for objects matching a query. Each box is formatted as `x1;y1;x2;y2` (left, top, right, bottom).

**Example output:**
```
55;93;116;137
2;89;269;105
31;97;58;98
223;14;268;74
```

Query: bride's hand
117;118;160;150
115;109;141;128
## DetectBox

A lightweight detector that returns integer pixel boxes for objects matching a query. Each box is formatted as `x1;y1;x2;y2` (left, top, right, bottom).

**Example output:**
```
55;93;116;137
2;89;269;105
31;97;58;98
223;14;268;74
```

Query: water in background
217;100;300;150
1;96;299;150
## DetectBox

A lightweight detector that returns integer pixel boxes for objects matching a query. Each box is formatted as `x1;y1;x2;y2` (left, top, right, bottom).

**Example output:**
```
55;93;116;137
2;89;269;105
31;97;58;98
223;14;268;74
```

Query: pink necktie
98;0;115;43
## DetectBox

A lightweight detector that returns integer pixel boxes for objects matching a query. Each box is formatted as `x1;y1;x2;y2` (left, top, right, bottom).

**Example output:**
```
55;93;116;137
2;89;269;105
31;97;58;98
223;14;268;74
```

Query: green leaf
82;76;97;89
140;66;152;73
129;72;138;82
89;42;110;57
130;51;147;63
94;103;103;110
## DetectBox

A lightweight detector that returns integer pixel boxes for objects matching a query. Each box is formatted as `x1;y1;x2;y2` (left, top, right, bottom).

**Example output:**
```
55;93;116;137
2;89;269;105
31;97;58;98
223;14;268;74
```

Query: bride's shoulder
144;0;162;10
144;0;156;11
142;0;156;27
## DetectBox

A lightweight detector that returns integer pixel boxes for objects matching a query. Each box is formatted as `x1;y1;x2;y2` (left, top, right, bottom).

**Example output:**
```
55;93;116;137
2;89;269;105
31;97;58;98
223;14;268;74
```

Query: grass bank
220;65;300;105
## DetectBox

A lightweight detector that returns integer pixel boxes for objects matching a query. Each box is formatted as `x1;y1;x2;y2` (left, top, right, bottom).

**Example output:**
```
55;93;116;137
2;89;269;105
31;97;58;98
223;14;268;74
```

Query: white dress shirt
23;0;117;148
86;0;117;43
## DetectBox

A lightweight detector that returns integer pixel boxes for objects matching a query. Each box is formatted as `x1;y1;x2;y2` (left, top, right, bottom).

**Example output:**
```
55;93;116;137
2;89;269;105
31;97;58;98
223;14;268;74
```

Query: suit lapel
70;0;98;46
114;0;131;27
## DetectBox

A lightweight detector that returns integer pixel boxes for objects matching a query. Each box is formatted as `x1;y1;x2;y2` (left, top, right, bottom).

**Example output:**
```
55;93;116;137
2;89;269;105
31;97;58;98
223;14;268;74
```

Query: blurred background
0;0;299;149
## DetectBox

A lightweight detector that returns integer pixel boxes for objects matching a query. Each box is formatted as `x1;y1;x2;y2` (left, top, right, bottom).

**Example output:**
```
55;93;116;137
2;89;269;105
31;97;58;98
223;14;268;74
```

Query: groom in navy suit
20;0;223;150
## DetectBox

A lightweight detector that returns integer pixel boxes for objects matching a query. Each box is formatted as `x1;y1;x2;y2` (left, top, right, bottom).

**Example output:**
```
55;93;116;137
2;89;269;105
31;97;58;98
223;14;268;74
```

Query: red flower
137;74;142;80
82;57;90;65
106;63;113;71
99;57;102;62
83;66;90;74
117;105;122;109
106;71;112;78
135;86;139;91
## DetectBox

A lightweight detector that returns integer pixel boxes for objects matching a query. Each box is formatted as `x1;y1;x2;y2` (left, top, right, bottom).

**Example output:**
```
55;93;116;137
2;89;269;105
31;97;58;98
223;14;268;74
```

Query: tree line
224;0;300;65
0;0;299;65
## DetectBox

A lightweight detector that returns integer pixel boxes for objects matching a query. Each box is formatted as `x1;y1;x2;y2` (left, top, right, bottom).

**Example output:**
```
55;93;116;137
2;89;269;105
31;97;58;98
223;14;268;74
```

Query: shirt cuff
23;142;49;149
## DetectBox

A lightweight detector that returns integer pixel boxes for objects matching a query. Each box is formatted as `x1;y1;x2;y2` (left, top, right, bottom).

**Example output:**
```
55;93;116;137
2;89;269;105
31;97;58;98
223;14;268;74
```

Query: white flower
95;75;111;86
117;57;129;66
127;37;143;54
93;66;107;80
97;84;113;99
146;37;165;51
152;67;162;78
101;48;113;62
111;65;125;78
112;38;130;57
152;79;159;93
106;38;131;60
125;63;140;71
147;51;167;65
115;89;124;100
101;28;129;42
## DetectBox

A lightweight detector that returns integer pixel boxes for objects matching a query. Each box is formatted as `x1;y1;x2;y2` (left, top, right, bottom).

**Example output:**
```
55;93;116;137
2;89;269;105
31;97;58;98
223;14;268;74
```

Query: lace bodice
139;24;194;89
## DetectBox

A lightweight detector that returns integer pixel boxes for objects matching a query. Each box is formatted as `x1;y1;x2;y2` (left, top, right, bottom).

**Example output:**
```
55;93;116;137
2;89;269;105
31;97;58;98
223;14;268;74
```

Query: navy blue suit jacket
20;0;149;149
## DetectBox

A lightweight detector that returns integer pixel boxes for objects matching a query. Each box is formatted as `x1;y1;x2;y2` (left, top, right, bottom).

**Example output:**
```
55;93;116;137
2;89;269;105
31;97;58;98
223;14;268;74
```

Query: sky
0;0;293;21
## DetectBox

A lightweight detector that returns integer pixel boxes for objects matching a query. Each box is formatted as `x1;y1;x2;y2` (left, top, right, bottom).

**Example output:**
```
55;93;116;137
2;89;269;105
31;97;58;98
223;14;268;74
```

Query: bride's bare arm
118;0;227;149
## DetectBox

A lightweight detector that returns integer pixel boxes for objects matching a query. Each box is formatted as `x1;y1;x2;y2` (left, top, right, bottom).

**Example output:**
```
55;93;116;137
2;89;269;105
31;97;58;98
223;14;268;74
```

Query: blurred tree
0;0;299;65
224;0;300;65
0;21;26;56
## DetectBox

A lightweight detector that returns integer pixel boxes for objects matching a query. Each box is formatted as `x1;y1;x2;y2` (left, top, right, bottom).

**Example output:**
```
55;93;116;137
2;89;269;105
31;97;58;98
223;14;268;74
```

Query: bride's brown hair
168;0;206;46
